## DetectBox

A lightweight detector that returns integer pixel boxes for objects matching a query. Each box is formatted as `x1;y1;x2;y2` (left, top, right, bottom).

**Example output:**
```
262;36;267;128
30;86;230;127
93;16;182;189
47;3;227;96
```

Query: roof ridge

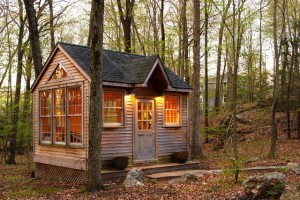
58;42;90;49
58;42;151;58
103;49;147;57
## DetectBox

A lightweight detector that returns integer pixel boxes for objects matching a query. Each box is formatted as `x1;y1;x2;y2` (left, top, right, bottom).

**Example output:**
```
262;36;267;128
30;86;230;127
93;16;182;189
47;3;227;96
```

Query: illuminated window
137;102;152;130
164;96;180;126
54;88;66;145
68;87;82;144
103;91;123;126
39;86;82;146
50;64;68;80
40;90;52;143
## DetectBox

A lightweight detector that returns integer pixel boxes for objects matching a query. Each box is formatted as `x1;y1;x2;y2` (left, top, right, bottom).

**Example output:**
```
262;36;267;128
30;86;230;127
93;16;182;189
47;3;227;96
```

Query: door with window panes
135;99;156;161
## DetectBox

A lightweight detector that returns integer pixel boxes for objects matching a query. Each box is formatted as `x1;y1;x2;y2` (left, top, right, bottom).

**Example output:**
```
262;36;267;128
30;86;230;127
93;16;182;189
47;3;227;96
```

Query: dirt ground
1;107;300;199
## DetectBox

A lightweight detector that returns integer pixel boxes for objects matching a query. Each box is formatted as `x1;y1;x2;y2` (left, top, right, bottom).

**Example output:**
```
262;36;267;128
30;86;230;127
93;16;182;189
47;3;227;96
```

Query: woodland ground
1;105;300;199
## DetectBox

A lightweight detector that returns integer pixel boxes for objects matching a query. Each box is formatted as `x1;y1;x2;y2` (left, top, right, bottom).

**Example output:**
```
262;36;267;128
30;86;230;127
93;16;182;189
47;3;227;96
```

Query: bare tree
191;0;203;159
86;0;105;192
7;0;25;165
214;0;232;111
204;0;209;143
23;0;43;77
116;0;135;53
268;0;279;158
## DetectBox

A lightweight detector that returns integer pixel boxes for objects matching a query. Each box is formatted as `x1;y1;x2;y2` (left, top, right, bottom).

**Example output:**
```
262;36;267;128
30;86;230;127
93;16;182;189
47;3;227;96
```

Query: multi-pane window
40;90;52;143
54;88;66;144
137;102;153;130
164;96;180;126
39;86;82;146
68;87;82;144
103;91;123;126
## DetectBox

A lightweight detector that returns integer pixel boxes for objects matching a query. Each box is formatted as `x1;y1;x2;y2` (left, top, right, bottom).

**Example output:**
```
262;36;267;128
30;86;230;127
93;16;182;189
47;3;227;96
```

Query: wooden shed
31;42;192;182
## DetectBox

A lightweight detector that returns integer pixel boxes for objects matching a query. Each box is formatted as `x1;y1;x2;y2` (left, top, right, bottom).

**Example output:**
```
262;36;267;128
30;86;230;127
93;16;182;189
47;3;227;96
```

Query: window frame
40;90;53;144
163;95;182;127
39;84;83;147
103;90;125;128
67;86;83;146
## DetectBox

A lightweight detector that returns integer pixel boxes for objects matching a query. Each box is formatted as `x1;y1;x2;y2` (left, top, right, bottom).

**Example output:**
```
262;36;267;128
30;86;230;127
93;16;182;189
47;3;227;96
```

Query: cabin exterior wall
33;48;189;177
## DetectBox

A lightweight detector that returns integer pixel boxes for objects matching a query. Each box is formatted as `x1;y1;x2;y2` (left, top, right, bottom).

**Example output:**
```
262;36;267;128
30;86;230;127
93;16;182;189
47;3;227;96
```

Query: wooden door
135;99;156;161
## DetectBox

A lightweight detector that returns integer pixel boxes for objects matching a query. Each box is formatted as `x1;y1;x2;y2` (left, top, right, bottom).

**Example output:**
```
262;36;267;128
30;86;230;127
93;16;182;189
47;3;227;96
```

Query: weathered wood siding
156;92;188;157
133;86;189;159
101;88;133;160
33;49;89;170
33;48;189;171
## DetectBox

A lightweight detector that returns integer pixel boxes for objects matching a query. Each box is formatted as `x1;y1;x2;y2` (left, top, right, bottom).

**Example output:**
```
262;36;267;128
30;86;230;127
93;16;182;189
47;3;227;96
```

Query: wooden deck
102;161;200;182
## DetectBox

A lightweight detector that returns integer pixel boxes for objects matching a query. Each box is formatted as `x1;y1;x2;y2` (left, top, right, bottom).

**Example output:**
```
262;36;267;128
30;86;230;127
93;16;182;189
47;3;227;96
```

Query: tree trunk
204;0;209;143
160;0;165;62
191;0;204;159
7;0;25;165
23;0;43;77
48;0;55;49
116;0;135;53
214;0;232;111
269;0;279;158
182;0;189;84
86;0;105;192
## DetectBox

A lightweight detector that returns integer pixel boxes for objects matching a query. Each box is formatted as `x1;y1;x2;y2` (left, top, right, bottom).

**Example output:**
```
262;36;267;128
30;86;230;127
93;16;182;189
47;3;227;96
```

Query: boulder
242;172;285;199
280;184;300;200
287;163;300;175
169;173;198;184
123;168;145;187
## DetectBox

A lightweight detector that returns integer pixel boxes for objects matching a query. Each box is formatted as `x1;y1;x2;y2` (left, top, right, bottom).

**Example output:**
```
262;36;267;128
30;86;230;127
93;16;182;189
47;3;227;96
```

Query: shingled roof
58;42;191;90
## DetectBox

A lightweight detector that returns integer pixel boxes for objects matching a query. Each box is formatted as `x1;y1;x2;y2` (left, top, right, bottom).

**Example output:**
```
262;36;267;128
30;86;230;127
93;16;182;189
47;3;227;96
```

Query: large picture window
103;91;124;126
39;86;82;146
164;95;180;126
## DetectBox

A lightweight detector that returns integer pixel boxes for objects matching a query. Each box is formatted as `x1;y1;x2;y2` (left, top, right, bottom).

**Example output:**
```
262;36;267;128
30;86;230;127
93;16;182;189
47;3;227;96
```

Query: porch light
129;89;135;97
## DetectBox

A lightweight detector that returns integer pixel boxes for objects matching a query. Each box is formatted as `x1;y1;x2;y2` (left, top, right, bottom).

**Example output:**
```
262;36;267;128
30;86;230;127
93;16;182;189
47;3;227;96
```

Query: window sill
39;143;84;149
163;125;182;128
103;125;126;129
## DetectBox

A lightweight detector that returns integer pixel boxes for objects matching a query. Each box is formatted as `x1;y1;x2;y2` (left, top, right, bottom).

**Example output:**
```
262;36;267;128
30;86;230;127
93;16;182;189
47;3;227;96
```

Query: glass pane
69;116;82;143
54;88;66;115
68;87;82;115
54;116;66;143
103;91;123;125
41;90;52;115
41;117;51;142
164;96;180;125
138;121;142;130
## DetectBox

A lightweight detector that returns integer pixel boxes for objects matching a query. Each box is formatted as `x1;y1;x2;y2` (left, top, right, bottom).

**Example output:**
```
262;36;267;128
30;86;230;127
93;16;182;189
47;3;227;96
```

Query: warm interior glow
164;96;180;125
103;91;123;125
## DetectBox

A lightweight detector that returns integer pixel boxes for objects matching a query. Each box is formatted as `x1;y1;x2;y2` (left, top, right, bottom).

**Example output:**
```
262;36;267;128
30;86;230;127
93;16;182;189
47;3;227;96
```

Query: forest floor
1;105;300;199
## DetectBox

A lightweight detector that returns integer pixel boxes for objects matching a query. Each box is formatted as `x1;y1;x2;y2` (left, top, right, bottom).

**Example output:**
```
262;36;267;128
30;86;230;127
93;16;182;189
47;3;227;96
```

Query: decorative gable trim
48;61;73;81
31;43;91;92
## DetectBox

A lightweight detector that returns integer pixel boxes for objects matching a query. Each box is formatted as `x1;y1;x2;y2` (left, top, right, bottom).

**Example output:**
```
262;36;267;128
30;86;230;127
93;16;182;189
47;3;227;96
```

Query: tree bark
204;0;209;143
23;0;43;77
160;0;165;62
7;0;25;164
86;0;105;192
268;0;279;158
191;0;204;159
214;0;232;111
48;0;55;49
116;0;135;53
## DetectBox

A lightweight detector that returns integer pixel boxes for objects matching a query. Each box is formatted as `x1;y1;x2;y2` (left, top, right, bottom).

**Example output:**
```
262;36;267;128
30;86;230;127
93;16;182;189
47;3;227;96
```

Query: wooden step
102;161;200;182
